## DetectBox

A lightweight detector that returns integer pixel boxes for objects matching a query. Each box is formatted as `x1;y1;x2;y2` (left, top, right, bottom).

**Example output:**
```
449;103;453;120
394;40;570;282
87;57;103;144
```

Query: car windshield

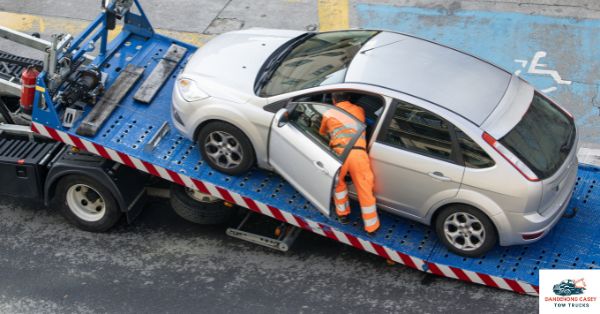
499;92;576;179
257;30;378;97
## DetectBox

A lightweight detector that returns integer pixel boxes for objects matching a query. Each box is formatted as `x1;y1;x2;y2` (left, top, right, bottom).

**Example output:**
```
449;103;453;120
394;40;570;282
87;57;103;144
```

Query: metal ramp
27;1;600;296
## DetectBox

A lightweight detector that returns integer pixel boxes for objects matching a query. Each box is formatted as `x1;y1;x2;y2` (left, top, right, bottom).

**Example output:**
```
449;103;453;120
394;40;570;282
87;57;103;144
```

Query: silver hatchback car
172;29;578;256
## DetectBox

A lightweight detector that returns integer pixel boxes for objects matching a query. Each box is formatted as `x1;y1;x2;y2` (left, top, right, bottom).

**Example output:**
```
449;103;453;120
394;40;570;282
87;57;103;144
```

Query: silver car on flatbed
171;29;578;257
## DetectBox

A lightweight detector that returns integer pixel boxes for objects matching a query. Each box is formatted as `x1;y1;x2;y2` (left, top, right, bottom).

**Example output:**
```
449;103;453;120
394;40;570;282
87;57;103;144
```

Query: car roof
345;31;512;125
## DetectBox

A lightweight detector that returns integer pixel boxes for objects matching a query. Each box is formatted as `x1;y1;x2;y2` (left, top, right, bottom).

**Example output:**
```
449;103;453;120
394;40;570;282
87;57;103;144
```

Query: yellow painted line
0;12;92;39
155;29;212;47
317;0;350;31
0;12;211;47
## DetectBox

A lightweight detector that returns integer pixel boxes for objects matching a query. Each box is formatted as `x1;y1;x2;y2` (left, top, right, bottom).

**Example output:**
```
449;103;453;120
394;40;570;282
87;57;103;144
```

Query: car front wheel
434;205;497;257
197;121;255;175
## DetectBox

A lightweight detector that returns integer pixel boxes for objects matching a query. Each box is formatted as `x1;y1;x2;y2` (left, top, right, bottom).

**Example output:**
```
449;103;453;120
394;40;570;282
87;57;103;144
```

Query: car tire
53;175;122;232
434;204;497;257
197;121;255;175
170;184;235;225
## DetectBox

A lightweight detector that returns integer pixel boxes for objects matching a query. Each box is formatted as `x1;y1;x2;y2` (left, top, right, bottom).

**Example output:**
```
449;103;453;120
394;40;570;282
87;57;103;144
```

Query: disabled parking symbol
514;51;572;94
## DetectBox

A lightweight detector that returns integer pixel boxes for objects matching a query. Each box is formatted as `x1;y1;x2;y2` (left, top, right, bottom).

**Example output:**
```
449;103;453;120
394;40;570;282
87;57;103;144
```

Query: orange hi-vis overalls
319;101;380;233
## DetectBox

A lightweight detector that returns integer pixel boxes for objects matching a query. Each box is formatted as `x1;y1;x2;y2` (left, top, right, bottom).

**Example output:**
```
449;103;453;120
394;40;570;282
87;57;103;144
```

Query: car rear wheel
197;121;255;175
435;204;497;257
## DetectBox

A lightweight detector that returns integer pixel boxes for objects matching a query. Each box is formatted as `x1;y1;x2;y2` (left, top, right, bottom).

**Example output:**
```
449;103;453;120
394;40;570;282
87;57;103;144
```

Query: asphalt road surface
0;196;536;313
1;0;598;313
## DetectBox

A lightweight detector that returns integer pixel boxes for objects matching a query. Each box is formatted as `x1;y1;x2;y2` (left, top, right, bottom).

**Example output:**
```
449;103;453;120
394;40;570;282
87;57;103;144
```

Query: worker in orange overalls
319;92;380;235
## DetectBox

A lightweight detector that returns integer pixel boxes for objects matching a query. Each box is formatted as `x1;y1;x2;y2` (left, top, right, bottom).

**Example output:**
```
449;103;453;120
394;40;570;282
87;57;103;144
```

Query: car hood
182;28;305;102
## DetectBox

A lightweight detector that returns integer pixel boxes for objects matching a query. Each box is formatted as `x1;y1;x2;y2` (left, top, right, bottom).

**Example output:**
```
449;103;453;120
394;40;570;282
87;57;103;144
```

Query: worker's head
332;92;351;105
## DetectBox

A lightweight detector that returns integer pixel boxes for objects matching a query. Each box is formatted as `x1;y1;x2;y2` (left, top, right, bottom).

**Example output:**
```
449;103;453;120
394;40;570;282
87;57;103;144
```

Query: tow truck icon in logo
553;278;587;296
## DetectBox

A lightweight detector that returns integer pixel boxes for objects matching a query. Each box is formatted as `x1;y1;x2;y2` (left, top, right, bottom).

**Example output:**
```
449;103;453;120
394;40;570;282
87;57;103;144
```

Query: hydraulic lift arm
0;0;140;99
0;26;51;52
0;28;44;97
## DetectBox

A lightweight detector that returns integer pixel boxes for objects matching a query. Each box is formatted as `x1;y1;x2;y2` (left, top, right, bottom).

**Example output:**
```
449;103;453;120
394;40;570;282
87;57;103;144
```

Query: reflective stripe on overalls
330;125;357;216
329;126;366;153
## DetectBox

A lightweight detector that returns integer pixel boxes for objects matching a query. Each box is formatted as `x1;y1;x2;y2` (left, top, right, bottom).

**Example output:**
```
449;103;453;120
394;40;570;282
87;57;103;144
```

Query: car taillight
482;132;539;182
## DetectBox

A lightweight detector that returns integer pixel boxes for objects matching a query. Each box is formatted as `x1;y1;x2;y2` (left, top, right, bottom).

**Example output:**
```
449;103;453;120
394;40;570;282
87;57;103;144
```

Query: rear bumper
499;159;578;245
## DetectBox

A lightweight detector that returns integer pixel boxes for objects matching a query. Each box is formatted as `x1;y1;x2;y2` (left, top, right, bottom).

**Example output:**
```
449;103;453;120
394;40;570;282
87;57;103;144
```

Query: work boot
337;215;350;225
367;228;379;237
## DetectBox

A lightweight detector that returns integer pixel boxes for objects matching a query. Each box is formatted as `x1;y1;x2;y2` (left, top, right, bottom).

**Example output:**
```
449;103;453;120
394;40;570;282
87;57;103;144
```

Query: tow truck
1;0;599;296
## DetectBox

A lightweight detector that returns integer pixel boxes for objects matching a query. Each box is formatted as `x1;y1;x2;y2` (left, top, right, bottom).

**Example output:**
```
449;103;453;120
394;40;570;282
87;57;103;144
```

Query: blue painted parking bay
31;4;599;295
356;4;600;144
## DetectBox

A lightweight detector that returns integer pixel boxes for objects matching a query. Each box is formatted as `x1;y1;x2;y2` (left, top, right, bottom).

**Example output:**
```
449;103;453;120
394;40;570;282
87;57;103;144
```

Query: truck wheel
435;205;497;258
170;184;234;224
53;175;122;232
197;121;255;175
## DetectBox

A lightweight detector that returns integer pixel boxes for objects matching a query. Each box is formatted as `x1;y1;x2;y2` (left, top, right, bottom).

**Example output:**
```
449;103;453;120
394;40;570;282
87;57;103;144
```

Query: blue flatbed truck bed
26;0;599;296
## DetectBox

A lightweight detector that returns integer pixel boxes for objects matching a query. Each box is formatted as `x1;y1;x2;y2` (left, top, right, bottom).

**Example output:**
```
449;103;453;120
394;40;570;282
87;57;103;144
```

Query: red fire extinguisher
20;66;39;114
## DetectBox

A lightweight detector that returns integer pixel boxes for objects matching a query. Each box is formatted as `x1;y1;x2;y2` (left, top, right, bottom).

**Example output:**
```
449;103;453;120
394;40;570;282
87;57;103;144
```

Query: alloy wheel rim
204;131;243;169
443;212;485;252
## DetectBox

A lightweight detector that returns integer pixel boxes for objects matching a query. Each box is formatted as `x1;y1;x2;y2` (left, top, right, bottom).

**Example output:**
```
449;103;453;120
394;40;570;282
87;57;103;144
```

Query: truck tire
170;184;234;225
435;204;497;258
197;121;255;175
53;175;122;232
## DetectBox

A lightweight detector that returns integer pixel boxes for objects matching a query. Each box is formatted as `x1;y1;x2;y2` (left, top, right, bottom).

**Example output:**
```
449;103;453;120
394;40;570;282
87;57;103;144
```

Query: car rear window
499;92;575;179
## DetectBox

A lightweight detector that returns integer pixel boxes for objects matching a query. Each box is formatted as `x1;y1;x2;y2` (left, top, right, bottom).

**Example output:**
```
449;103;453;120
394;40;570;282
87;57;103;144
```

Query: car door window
378;100;454;161
287;102;365;160
455;129;495;168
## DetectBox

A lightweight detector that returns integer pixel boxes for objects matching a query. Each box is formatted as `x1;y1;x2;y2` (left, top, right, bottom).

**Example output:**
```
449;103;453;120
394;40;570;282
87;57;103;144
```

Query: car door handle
428;171;451;182
313;160;329;175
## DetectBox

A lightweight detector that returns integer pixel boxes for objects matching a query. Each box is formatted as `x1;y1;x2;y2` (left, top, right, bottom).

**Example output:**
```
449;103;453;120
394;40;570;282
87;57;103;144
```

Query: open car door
268;102;366;216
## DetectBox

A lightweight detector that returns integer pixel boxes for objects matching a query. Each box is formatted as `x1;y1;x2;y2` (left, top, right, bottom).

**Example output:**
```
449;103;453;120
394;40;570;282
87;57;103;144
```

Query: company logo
540;270;600;313
553;278;587;296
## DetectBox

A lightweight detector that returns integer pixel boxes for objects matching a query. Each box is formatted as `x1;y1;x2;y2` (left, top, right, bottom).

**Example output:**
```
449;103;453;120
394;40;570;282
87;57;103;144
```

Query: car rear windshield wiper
254;32;315;94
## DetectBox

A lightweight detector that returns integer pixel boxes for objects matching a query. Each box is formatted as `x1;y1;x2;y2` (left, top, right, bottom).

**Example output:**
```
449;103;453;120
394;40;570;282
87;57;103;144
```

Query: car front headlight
177;78;209;102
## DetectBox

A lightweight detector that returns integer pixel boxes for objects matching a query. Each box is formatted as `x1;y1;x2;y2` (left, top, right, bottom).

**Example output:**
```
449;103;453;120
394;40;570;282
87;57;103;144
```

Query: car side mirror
276;109;289;128
275;107;291;128
275;102;298;128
